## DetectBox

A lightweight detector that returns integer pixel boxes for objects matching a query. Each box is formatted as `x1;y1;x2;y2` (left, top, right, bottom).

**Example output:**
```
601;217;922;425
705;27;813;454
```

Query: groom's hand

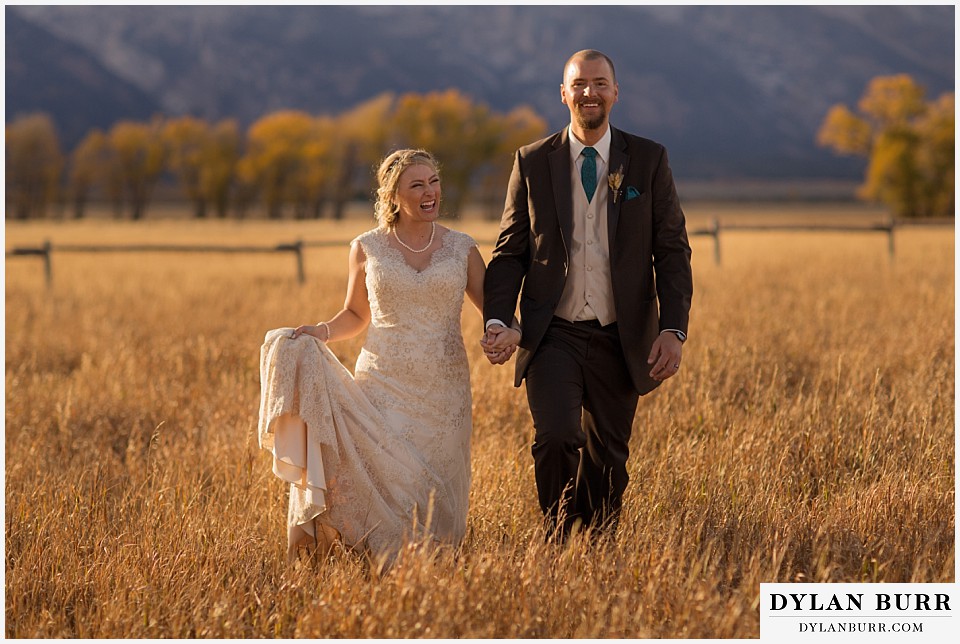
648;332;683;381
481;324;519;365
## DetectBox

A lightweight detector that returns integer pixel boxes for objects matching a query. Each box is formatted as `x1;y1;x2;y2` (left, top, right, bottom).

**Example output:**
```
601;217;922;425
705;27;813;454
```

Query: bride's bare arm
465;245;518;363
292;241;371;342
464;245;486;314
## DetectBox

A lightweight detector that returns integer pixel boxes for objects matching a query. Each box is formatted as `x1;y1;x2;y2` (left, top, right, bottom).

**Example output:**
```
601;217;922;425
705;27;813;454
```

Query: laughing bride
258;148;518;568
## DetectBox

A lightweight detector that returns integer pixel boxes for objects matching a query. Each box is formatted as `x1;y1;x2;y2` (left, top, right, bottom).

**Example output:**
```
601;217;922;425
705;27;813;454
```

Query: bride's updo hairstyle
373;149;440;229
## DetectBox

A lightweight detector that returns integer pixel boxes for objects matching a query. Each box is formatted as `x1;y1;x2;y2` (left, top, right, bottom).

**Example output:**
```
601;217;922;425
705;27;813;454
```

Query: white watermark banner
761;583;956;642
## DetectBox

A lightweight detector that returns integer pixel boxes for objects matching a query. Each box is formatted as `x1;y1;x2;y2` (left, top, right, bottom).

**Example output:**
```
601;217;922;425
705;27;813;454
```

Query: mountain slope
6;10;162;146
7;5;954;179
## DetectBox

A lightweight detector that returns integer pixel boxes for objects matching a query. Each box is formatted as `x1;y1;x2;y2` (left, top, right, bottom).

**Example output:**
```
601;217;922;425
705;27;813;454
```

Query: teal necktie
581;146;598;203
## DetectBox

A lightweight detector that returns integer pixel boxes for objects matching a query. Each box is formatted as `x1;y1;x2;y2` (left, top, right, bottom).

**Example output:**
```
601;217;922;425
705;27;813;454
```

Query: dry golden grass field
4;204;955;638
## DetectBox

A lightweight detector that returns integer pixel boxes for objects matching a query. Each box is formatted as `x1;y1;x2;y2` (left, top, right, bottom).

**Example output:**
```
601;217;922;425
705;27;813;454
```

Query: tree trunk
73;196;87;219
331;144;358;220
312;198;325;219
267;201;282;219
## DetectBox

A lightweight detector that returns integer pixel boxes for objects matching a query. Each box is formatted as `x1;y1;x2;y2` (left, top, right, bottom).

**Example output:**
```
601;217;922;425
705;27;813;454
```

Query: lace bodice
355;228;471;383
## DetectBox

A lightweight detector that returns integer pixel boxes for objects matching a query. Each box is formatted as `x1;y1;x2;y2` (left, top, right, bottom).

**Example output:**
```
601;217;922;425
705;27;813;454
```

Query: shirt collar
568;124;612;165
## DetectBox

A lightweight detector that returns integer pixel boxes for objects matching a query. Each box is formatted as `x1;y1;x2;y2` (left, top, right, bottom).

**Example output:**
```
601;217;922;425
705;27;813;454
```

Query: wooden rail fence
689;217;953;265
6;218;953;286
4;239;338;287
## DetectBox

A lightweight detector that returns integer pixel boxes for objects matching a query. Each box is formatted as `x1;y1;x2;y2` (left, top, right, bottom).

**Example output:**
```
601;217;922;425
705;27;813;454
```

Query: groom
483;49;693;540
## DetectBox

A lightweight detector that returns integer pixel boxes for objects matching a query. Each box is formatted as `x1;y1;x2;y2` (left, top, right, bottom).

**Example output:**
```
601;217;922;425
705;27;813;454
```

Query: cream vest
555;148;616;325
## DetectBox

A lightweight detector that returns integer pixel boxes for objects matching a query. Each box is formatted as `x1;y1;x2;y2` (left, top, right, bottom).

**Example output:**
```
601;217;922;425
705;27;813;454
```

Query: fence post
276;239;306;284
885;217;896;261
42;239;53;288
711;217;721;266
293;239;305;284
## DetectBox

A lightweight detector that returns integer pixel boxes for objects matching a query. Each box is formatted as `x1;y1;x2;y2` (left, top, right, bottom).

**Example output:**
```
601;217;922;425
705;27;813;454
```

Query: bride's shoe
286;518;342;564
312;520;342;558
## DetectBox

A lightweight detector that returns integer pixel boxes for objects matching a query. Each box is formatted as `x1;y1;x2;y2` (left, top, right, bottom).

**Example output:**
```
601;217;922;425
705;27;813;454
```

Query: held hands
480;324;520;365
648;331;683;381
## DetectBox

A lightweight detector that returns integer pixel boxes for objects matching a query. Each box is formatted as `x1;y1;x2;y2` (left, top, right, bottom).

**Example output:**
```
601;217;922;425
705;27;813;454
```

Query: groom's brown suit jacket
484;126;693;396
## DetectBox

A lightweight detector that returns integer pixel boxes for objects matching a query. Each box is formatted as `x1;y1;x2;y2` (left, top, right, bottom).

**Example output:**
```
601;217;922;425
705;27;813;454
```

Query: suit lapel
547;129;573;259
607;127;629;248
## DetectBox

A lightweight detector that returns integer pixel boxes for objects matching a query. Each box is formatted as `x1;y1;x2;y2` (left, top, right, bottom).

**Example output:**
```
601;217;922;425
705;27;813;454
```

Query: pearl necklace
393;222;435;253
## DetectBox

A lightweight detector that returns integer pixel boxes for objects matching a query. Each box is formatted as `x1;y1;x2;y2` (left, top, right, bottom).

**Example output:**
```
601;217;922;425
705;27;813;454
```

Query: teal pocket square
625;186;642;201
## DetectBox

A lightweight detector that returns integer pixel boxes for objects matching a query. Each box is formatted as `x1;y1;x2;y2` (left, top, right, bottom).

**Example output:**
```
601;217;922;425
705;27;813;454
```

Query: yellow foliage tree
163;116;207;217
331;93;396;219
200;119;241;218
914;93;954;218
164;116;210;217
817;105;871;156
481;105;548;218
5;113;63;220
388;91;547;218
238;101;395;220
52;92;548;221
108;118;167;220
818;74;954;218
391;89;497;217
238;111;316;219
289;116;337;219
67;128;108;219
164;116;241;218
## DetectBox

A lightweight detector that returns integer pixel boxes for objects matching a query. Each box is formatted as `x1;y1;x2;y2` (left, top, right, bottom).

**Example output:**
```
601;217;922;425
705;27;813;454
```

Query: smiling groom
482;49;693;541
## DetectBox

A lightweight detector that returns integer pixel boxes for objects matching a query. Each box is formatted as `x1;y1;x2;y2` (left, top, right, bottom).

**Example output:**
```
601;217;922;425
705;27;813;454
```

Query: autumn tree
818;74;954;218
5;113;63;220
102;145;126;219
107;118;167;220
201;119;241;218
164;116;210;218
913;92;954;218
479;105;548;218
287;116;338;219
388;90;548;218
164;116;241;218
391;89;498;217
67;129;109;218
238;111;316;219
330;93;397;219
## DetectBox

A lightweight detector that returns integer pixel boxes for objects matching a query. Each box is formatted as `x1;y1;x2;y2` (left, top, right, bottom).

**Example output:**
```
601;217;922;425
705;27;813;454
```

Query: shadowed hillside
7;5;954;180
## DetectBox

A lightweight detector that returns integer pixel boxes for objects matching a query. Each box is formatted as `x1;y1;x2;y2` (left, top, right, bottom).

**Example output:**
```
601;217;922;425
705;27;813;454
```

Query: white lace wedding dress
258;228;475;563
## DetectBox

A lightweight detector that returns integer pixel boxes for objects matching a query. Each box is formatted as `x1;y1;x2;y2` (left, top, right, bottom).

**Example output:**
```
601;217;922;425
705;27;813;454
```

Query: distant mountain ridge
6;10;162;142
6;5;954;181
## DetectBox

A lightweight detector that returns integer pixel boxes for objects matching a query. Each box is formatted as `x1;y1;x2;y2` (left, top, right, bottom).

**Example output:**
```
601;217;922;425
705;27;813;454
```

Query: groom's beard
574;102;608;131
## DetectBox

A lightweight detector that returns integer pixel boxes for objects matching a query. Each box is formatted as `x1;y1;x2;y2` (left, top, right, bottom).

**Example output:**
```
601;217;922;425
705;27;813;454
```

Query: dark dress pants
524;317;640;539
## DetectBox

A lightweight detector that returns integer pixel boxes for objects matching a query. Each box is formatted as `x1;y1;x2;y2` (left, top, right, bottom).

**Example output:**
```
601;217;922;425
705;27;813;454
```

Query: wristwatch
666;329;686;343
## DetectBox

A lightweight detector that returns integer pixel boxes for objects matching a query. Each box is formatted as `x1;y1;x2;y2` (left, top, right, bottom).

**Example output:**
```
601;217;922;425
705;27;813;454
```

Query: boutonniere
608;165;624;203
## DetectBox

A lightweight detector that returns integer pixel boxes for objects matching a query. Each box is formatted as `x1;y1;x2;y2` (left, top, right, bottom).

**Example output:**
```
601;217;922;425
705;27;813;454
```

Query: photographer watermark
761;583;956;641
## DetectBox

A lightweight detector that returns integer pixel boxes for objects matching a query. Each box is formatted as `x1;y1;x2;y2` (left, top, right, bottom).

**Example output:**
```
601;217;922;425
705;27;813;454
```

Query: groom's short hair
564;49;617;83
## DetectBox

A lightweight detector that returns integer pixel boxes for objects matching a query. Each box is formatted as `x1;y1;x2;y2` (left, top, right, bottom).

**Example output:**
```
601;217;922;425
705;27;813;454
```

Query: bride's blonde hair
373;149;440;229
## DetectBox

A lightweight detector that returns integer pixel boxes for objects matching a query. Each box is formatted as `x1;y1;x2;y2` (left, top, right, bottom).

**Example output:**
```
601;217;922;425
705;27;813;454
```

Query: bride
258;149;518;566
